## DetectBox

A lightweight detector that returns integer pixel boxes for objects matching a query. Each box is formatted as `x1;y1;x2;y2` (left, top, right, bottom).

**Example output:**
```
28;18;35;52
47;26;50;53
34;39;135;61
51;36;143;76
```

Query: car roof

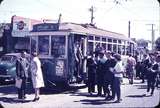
4;53;30;58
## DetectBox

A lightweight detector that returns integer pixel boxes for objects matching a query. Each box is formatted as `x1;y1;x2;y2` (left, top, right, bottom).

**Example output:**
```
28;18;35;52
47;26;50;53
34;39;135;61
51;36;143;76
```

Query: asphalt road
0;78;160;108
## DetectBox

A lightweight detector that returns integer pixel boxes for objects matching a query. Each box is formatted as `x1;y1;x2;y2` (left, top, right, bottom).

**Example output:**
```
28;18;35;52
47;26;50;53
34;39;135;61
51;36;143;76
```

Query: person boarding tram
74;41;83;82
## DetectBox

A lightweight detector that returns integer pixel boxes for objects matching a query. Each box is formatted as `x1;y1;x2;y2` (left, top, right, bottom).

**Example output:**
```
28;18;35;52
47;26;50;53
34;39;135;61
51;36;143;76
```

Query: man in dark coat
87;52;96;95
141;54;150;83
146;54;158;96
16;51;29;99
104;51;117;100
96;50;107;96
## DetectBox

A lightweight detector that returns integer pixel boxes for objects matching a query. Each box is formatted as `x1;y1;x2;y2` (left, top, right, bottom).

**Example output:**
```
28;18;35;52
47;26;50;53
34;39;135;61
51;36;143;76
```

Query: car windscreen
0;55;17;63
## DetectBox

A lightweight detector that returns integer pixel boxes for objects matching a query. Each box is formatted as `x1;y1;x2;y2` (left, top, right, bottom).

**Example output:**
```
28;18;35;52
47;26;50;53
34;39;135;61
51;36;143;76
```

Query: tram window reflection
38;36;49;55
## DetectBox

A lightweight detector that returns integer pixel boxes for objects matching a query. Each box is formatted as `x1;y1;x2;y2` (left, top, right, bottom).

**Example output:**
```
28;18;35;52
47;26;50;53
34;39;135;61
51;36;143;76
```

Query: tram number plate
55;60;64;76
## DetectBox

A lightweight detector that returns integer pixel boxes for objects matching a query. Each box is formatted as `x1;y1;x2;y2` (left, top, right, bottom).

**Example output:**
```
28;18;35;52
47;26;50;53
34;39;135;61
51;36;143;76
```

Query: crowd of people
14;48;160;103
86;49;160;103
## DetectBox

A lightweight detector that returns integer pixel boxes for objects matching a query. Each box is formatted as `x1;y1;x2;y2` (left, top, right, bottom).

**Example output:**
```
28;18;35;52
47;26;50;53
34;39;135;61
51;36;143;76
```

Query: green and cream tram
29;22;136;87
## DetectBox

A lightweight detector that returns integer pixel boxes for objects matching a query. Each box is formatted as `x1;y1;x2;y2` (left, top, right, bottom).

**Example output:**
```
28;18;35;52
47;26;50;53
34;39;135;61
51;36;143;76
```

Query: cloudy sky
0;0;159;40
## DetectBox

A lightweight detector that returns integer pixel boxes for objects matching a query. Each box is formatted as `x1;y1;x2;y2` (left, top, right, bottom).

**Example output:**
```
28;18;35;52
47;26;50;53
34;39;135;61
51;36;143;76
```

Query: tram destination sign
32;23;59;32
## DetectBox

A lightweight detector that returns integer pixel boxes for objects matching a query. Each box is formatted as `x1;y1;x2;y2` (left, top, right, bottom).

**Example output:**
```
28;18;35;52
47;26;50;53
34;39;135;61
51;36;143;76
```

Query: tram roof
30;22;134;42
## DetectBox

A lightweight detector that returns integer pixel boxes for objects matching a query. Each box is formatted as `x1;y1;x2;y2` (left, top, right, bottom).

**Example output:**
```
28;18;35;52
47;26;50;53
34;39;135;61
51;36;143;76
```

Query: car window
1;55;17;63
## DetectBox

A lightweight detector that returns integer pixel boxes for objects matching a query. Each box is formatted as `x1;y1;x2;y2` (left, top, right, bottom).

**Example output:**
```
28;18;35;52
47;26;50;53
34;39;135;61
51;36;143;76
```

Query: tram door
68;34;87;83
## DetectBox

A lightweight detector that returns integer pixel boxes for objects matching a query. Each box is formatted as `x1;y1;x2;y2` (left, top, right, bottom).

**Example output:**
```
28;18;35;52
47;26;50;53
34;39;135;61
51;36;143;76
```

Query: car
0;53;31;84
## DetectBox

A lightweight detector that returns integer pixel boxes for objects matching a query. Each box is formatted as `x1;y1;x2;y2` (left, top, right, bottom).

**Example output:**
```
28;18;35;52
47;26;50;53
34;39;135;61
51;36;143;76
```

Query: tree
0;0;3;4
155;37;160;51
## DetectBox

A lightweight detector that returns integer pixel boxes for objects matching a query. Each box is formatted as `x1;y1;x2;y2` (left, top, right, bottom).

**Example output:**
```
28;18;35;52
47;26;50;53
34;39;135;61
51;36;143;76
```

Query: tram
28;22;136;87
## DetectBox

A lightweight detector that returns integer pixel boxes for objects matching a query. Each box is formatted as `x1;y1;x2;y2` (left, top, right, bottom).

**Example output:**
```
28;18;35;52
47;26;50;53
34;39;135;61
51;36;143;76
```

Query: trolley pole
147;24;155;51
89;6;95;25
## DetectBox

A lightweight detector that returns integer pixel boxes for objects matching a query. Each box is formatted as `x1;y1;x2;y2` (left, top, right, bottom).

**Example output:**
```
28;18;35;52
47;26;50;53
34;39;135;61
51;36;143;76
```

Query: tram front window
51;36;65;58
38;36;49;55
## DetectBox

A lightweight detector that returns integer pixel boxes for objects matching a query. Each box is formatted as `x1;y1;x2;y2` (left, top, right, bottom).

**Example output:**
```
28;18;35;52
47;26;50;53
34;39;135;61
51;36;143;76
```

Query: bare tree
0;0;3;4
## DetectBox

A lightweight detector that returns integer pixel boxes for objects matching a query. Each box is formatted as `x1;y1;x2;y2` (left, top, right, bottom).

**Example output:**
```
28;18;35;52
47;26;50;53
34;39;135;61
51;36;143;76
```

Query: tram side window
108;44;112;51
102;43;106;50
87;42;94;54
122;45;125;55
118;45;121;54
38;36;49;55
51;36;65;58
113;44;117;53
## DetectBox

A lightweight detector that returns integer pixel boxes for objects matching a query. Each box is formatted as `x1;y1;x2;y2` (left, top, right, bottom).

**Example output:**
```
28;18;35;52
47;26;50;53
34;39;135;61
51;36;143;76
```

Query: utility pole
89;6;95;25
147;24;155;50
158;0;160;36
128;21;131;38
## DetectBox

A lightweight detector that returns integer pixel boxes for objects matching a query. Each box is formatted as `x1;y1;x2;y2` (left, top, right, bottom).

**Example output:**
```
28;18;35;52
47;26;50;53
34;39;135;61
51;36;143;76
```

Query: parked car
0;53;30;84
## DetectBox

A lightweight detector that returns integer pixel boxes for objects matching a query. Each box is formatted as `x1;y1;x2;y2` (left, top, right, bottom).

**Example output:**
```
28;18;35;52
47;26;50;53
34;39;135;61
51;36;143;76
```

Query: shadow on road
126;94;151;98
0;97;32;103
133;84;148;89
0;84;34;95
74;98;116;105
70;93;99;97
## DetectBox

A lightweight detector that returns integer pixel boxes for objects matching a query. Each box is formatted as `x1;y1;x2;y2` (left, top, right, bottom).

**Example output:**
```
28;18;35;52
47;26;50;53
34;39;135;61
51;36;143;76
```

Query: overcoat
31;57;44;88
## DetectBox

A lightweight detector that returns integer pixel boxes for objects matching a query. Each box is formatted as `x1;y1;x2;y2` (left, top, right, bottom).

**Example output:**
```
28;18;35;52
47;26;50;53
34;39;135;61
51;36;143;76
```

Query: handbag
15;78;22;88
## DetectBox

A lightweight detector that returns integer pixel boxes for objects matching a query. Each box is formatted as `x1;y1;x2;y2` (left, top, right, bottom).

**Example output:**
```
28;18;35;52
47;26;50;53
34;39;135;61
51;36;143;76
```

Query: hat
114;53;121;61
106;50;111;54
99;50;105;54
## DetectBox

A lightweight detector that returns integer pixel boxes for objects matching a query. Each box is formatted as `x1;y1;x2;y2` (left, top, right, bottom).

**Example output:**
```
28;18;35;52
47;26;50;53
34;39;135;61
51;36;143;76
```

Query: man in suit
104;51;117;100
87;52;96;95
16;51;29;100
96;50;107;96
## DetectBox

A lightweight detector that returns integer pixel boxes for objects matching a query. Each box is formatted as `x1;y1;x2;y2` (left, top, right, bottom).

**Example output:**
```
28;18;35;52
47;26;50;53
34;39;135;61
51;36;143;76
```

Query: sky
0;0;159;41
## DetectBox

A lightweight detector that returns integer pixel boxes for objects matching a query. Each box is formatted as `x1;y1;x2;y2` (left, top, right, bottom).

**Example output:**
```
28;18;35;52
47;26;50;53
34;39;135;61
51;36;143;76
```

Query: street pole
89;6;95;25
158;0;160;36
159;1;160;37
147;24;155;51
128;21;131;38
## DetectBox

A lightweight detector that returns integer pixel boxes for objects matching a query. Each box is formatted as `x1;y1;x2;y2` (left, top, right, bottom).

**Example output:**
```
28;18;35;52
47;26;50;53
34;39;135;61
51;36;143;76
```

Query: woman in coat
31;52;44;101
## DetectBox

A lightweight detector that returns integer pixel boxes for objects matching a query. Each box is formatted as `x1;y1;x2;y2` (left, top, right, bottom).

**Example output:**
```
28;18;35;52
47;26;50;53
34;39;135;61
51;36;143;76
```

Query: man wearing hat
16;51;30;100
104;51;117;100
96;50;107;96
